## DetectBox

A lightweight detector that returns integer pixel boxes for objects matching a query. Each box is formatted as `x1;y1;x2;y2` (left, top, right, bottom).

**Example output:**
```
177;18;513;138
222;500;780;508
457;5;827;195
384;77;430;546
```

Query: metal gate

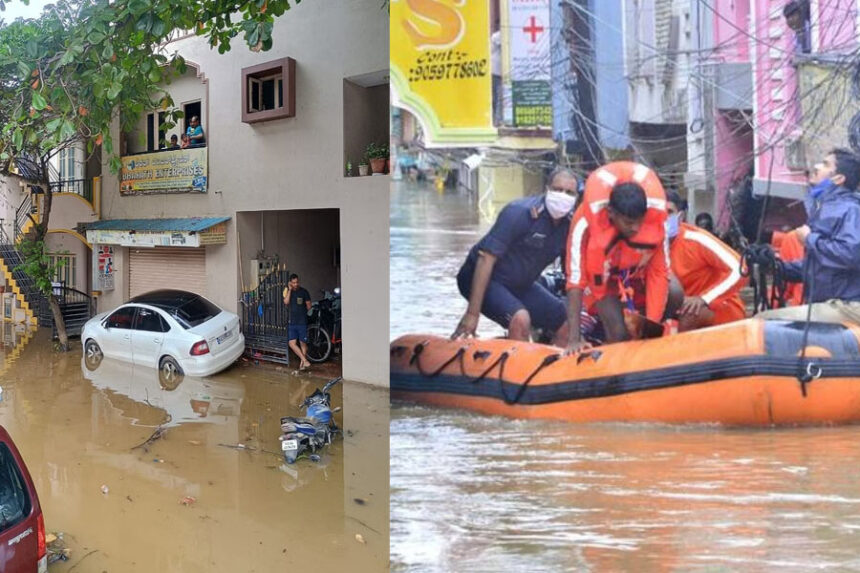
240;266;292;364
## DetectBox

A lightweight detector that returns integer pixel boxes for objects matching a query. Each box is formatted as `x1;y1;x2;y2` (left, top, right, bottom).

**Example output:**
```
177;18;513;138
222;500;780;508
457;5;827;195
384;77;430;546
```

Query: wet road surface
0;328;388;572
390;180;860;572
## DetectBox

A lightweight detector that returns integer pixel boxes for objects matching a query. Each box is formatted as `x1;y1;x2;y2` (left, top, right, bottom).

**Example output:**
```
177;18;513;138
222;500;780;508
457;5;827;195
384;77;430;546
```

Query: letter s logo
401;0;465;50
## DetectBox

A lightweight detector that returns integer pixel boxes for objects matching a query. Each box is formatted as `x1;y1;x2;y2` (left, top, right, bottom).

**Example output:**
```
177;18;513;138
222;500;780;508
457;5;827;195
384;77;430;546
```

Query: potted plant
365;142;389;174
345;160;353;177
358;160;369;176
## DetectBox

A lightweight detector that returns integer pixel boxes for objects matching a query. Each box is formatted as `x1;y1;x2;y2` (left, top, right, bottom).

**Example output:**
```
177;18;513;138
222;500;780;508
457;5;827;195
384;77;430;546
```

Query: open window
242;58;296;124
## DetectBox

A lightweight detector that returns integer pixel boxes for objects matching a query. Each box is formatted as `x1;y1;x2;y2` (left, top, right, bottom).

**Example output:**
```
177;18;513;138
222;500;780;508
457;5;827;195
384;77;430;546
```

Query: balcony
54;178;95;203
119;146;208;196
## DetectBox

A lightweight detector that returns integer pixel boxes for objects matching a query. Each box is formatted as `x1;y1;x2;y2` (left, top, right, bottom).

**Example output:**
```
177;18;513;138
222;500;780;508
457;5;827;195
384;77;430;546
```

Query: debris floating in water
100;484;109;494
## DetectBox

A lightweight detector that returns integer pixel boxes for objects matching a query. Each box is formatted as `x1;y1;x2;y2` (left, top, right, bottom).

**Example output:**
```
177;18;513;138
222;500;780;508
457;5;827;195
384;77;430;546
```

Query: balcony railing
53;179;94;203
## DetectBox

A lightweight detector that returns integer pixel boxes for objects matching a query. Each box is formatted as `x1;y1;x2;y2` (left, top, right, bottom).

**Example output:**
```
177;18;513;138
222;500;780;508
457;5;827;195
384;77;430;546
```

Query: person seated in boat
565;162;681;353
760;148;860;323
665;190;747;331
452;167;581;344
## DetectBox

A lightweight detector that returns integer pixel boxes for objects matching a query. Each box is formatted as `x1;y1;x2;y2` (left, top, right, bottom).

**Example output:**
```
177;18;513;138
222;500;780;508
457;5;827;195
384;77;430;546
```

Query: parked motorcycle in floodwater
279;377;342;464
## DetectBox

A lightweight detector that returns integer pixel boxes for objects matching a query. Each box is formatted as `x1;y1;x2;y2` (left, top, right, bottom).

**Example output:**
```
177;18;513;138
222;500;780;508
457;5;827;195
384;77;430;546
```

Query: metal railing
14;194;33;241
53;178;94;203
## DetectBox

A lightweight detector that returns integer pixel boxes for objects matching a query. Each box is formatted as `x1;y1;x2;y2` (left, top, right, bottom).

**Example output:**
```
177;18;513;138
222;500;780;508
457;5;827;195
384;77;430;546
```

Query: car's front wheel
158;356;185;390
84;339;103;371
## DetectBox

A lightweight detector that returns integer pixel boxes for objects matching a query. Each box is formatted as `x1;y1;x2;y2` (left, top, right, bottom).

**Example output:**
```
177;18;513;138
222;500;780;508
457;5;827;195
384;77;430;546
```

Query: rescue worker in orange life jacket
665;189;747;331
452;168;580;344
565;162;682;353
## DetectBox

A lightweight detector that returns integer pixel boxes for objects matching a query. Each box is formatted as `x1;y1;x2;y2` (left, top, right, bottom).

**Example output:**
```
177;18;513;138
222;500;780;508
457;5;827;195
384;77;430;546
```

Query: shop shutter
129;247;206;298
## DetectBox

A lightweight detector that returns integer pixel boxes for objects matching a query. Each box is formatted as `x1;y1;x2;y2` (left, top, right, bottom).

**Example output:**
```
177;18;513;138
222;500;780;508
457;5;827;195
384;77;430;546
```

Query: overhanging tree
0;0;300;350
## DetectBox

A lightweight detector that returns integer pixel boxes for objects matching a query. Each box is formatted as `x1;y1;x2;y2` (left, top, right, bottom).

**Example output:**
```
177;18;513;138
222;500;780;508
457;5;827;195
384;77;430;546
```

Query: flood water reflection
0;331;388;572
390;180;860;572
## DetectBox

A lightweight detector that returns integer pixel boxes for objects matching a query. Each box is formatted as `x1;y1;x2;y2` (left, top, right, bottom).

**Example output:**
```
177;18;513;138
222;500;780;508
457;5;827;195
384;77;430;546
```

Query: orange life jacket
566;162;670;322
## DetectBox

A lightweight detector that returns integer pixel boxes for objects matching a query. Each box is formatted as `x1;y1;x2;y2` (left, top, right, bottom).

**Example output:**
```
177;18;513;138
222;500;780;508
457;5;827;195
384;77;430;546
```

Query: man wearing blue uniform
452;168;580;344
763;148;860;323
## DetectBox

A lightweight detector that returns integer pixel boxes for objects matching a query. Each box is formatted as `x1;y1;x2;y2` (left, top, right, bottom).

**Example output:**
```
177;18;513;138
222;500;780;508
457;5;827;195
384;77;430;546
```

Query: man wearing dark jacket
452;168;580;343
763;148;860;323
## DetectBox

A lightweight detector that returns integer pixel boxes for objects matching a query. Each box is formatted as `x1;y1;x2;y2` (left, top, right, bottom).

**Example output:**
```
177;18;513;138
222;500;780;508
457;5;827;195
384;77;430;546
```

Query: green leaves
31;91;46;110
12;128;22;149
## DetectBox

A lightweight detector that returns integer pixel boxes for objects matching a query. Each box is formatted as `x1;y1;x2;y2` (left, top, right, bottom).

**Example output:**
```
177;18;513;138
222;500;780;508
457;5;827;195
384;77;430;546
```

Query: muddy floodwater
390;181;860;572
0;328;388;572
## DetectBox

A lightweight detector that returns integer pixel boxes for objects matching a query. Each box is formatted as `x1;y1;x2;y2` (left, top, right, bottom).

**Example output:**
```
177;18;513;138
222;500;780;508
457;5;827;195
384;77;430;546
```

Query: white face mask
545;190;577;220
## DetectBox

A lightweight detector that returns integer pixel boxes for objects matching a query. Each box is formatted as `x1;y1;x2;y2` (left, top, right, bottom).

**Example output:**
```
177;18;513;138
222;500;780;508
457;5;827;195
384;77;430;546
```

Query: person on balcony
180;133;191;149
186;116;206;146
168;134;180;149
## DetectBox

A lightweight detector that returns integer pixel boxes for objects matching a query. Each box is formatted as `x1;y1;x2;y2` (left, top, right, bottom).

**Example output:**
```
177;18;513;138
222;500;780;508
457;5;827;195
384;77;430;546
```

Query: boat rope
796;258;820;397
410;342;467;378
741;243;787;312
465;350;510;385
500;353;562;405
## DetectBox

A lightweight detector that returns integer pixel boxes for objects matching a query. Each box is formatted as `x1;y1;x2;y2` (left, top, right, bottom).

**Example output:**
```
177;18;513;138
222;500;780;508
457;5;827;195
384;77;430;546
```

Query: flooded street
390;181;860;571
0;328;388;572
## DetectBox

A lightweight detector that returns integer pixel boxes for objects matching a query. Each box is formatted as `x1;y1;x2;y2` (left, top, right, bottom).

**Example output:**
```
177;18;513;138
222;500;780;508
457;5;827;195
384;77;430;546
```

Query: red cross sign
523;16;545;43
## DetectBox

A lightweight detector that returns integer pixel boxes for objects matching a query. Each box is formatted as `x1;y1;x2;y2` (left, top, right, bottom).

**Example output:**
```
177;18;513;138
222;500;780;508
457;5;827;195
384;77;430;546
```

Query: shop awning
85;217;230;248
85;217;230;232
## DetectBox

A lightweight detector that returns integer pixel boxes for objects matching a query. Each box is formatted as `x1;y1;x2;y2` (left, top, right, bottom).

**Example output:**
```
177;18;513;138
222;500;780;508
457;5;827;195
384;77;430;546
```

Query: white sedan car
82;289;245;381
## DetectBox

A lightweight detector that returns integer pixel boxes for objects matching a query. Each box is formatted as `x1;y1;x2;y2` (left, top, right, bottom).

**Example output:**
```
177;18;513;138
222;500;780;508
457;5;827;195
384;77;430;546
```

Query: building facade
81;1;388;386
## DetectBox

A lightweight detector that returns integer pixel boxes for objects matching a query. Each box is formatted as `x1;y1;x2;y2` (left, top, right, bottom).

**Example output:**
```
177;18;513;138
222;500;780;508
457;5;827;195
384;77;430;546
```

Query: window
241;57;296;124
171;296;221;329
146;111;167;151
134;308;169;332
0;443;31;534
249;74;283;112
48;253;75;288
106;307;136;329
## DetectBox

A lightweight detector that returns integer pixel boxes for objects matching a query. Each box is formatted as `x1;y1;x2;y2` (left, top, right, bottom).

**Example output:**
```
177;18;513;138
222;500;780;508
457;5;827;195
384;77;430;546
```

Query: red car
0;426;47;572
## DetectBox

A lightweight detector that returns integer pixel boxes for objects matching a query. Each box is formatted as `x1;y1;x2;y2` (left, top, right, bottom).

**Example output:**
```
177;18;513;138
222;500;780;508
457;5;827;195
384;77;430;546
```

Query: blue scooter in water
279;377;342;464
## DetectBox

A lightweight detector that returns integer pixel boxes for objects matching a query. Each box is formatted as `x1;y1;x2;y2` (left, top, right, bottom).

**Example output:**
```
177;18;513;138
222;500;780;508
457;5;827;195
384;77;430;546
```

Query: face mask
545;190;577;220
809;177;837;199
666;213;680;238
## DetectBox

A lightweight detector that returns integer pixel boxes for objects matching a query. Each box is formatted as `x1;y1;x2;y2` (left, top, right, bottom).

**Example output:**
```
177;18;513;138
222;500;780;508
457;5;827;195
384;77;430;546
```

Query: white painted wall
0;175;25;242
99;0;389;386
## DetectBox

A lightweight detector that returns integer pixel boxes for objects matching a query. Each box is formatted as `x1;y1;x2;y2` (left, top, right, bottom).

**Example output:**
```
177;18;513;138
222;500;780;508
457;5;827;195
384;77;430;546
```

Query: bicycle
306;288;341;363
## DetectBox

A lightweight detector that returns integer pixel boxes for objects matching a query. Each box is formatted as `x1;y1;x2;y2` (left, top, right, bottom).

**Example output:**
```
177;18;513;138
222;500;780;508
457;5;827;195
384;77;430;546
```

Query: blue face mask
666;213;681;239
809;177;837;199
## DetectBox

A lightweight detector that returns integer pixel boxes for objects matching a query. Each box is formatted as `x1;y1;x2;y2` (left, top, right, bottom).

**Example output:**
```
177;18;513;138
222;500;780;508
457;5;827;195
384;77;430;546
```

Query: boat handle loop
413;344;467;378
501;353;561;405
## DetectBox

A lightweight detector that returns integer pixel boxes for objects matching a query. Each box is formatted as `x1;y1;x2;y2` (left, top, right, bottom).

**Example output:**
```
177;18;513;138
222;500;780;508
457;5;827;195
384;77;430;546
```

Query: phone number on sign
409;59;489;82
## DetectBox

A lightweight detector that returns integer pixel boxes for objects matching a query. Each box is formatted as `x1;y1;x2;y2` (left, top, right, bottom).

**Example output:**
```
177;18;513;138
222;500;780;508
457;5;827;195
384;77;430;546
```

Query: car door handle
153;338;161;344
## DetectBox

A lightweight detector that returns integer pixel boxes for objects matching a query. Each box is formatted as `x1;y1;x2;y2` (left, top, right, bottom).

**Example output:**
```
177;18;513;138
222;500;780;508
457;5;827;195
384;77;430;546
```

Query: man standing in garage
284;274;312;369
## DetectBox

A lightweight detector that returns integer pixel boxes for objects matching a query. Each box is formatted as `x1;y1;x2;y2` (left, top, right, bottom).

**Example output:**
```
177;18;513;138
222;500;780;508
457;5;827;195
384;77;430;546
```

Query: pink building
750;0;857;201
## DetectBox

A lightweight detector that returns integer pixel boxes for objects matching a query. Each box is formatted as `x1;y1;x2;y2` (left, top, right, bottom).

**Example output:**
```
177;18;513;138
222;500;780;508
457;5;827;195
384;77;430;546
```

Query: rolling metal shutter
128;247;206;298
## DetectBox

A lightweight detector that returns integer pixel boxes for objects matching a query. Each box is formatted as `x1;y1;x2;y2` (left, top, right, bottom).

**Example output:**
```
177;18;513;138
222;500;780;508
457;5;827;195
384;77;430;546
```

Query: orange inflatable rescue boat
390;319;860;426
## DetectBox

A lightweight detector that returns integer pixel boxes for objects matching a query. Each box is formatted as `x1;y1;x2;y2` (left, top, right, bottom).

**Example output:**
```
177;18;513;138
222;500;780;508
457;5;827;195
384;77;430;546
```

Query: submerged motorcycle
279;376;342;464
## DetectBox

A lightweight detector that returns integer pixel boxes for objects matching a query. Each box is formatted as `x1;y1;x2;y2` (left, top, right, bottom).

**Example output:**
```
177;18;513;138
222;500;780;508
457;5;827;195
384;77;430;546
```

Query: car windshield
170;295;221;329
0;443;31;533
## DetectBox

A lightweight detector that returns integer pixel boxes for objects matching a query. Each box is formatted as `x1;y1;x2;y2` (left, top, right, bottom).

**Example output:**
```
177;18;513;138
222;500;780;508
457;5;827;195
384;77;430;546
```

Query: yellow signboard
120;147;208;195
391;0;497;147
